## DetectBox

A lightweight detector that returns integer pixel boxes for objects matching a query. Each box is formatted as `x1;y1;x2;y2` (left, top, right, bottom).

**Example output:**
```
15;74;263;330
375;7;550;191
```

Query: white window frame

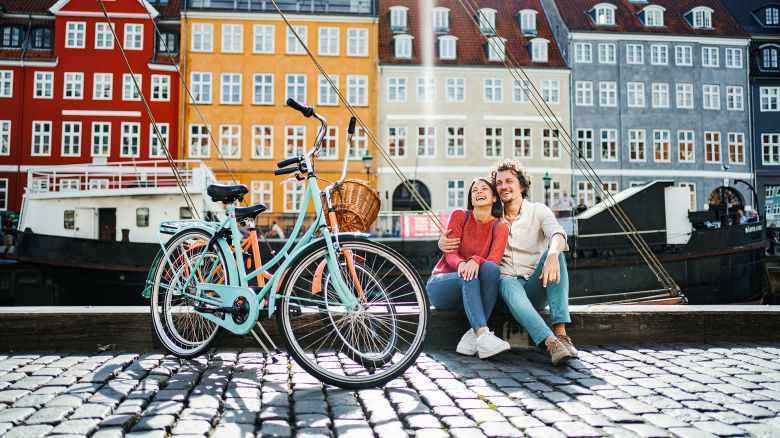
95;22;114;49
122;73;141;101
627;44;644;64
221;23;243;53
600;129;618;162
120;122;141;158
286;25;308;55
283;180;305;213
0;70;12;98
32;121;52;156
446;180;466;209
149;122;169;158
650;44;668;65
220;73;242;105
575;81;593;106
487;37;506;62
318;74;339;106
387;77;407;102
704;131;721;163
728;132;745;165
61;121;82;157
63;72;83;100
483;78;502;103
253;73;274;105
65;21;86;48
394;35;413;58
574;42;592;63
725;48;743;69
438;35;457;60
644;6;665;27
593;4;617;25
284;125;306;158
577;129;594;161
190;72;212;104
347;75;368;107
599;81;617;107
91;122;111;157
417;77;436;102
761;87;780;111
676;83;694;109
446;77;465;102
123;23;143;50
417;126;436;157
530;38;548;63
251;181;273;210
513;127;532;159
627;82;645;108
541;80;559;104
285;74;306;104
675;45;693;66
0;120;10;156
678;130;695;163
513;79;531;103
92;73;112;100
702;47;719;68
762;133;780;165
703;84;721;110
628;129;646;162
219;124;241;159
543;128;561;160
598;43;616;64
347;28;368;57
387;126;407;158
651;82;669;108
251;125;273;159
318;27;340;56
484;126;503;159
188;124;211;158
726;86;744;111
691;7;713;29
253;24;274;54
653;129;671;163
446;126;465;158
151;74;170;102
33;71;53;99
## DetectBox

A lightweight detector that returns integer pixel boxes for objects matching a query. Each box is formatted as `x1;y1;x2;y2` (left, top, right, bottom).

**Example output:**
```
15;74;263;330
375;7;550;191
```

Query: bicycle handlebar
347;116;357;135
274;167;299;176
277;157;299;168
286;97;315;118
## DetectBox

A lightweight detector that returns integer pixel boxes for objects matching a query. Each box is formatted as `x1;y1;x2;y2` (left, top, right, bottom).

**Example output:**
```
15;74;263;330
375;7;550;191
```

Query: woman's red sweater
432;209;510;275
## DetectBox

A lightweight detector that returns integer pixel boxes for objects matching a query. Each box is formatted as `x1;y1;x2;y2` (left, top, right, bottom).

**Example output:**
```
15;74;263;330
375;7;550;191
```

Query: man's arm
438;229;460;253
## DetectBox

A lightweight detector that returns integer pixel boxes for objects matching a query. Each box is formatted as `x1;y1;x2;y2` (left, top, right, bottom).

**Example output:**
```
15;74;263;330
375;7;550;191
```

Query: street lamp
362;148;374;184
543;171;551;206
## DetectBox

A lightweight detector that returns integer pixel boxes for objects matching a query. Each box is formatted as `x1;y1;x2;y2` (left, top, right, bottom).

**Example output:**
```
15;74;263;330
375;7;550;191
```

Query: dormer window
591;3;617;26
438;35;457;60
394;34;412;58
32;28;53;49
643;5;665;27
478;8;497;35
689;6;713;29
0;26;23;48
767;7;779;26
763;45;779;69
519;9;538;36
433;7;450;33
531;38;549;63
486;37;506;61
390;6;409;33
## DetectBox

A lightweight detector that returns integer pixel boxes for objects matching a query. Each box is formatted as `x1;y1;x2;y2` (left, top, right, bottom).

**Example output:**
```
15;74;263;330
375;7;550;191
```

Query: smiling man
439;159;576;366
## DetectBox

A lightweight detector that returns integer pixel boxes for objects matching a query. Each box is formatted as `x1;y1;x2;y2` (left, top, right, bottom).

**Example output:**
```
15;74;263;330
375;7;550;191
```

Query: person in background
768;222;778;255
738;210;747;225
747;210;759;223
575;198;588;216
427;177;511;359
271;221;286;239
553;191;576;218
2;217;14;256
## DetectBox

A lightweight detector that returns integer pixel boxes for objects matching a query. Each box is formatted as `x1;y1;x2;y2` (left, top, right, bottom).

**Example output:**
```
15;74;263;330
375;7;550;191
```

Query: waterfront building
542;0;752;212
180;0;377;225
377;0;571;226
721;1;780;224
0;0;181;213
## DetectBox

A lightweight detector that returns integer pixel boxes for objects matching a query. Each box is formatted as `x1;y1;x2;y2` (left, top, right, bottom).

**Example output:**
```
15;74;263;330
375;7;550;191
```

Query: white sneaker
476;331;510;359
455;329;477;356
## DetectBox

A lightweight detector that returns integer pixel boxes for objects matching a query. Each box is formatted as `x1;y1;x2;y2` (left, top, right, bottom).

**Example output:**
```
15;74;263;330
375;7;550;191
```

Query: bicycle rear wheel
277;238;429;389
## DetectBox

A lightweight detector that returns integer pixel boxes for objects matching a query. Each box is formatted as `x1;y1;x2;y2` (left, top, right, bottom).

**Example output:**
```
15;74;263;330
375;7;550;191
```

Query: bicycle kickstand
249;301;283;363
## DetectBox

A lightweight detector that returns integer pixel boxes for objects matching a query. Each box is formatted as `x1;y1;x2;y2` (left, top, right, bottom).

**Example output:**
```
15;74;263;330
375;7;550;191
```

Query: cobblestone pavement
1;343;780;437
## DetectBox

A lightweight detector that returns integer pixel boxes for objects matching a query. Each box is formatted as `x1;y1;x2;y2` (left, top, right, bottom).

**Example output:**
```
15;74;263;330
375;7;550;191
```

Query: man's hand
458;259;479;281
438;229;460;254
540;251;560;287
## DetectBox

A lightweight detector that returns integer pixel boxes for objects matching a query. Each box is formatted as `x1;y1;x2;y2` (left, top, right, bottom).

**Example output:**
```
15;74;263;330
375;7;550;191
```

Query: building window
220;73;242;105
65;22;86;48
763;134;780;164
219;23;242;54
703;84;720;110
577;181;595;206
725;48;742;68
519;10;537;35
541;80;559;104
691;7;713;29
60;179;79;192
286;26;308;54
0;70;12;98
320;126;338;159
347;75;368;106
768;7;780;25
575;81;593;106
484;78;502;102
283;180;305;213
34;71;53;99
763;47;779;69
650;45;668;65
484;127;503;158
387;126;407;158
61;122;81;157
478;8;497;34
600;129;617;161
443;77;465;102
124;23;143;50
32;121;52;156
417;77;435;102
122;73;141;101
598;43;616;63
628;129;646;162
347;28;368;57
0;179;10;208
0;120;9;156
726;86;743;111
627;82;645;107
702;47;719;67
95;22;114;49
349;127;368;159
390;6;408;32
644;6;665;27
728;132;745;165
447;180;466;209
602;182;619;197
91;73;111;100
388;77;407;102
318;75;338;106
63;72;83;99
679;183;696;212
285;125;305;158
136;208;150;227
675;45;693;66
286;74;306;103
530;38;548;63
599;81;617;107
252;125;273;159
253;25;274;54
543;129;560;159
251;181;272;209
417;126;436;157
574;43;592;63
318;27;339;56
513;79;531;103
120;122;140;157
446;126;465;158
0;26;22;48
513;128;532;159
760;87;780;111
487;37;506;61
190;72;212;104
593;4;616;25
394;35;412;58
678;130;695;163
219;125;240;159
705;131;721;163
676;83;694;109
158;32;177;54
151;75;170;101
438;36;457;60
651;83;669;108
627;44;644;64
189;124;210;158
149;123;169;158
577;129;594;160
91;122;111;157
433;7;450;33
653;130;671;162
253;73;274;105
192;23;213;52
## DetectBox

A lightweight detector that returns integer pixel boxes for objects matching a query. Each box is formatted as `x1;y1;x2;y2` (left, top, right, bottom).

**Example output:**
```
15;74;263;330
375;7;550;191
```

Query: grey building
722;1;780;224
541;0;752;213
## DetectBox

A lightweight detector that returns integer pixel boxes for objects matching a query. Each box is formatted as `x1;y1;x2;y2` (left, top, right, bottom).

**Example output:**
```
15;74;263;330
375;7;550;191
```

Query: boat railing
25;160;216;195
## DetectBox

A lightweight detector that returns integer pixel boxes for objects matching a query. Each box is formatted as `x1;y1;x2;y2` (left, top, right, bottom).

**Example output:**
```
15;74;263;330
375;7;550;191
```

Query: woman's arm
442;210;467;270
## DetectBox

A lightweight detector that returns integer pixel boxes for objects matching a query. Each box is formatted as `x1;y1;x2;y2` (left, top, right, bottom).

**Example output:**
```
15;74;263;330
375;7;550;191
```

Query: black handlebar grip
277;157;299;168
347;117;357;135
285;97;315;118
274;167;299;176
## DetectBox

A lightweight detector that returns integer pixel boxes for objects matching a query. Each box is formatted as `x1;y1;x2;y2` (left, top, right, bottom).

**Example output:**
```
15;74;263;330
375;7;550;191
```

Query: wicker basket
324;179;381;232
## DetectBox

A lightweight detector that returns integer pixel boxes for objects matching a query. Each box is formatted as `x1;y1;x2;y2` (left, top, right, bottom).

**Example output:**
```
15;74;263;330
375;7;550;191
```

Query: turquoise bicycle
145;99;429;388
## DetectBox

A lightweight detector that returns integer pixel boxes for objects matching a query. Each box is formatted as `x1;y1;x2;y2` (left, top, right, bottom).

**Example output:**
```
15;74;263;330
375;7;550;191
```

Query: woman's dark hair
466;177;503;218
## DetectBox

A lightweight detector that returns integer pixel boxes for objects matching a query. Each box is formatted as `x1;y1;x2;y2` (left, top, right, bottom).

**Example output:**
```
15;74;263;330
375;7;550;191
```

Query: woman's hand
459;259;479;281
438;229;460;254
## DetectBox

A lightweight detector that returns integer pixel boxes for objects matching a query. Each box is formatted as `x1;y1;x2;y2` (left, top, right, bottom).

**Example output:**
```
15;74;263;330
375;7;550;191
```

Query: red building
0;0;180;213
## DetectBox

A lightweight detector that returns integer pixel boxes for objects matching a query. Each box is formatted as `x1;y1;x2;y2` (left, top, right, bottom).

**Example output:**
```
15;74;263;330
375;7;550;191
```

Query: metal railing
186;0;375;14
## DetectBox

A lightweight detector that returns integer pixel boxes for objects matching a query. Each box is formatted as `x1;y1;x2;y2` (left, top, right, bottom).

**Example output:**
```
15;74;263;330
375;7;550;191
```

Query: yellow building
180;1;378;227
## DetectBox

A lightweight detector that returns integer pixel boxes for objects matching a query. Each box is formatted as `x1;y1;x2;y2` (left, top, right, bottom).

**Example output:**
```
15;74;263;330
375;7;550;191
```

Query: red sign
400;213;450;238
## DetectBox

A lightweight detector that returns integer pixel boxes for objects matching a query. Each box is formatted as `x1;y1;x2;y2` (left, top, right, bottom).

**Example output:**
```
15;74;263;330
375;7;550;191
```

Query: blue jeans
426;262;501;332
499;250;570;345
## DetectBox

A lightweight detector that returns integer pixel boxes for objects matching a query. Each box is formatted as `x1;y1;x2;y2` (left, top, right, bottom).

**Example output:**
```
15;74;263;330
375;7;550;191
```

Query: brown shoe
546;338;574;366
557;334;578;358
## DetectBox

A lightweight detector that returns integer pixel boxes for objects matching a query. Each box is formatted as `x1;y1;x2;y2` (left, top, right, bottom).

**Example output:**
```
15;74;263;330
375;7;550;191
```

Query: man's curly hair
490;159;533;200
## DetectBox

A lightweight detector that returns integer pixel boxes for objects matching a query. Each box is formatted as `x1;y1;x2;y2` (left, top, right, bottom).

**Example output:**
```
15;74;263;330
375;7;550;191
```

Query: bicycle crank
193;283;259;335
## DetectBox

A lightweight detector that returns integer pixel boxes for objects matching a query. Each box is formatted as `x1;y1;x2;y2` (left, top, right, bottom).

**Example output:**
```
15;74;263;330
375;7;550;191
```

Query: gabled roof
553;0;748;38
720;0;780;36
0;0;57;15
378;0;566;68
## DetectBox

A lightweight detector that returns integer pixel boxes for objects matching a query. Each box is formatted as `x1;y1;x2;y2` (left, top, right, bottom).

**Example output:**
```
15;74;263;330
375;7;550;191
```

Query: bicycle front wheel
277;238;429;389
